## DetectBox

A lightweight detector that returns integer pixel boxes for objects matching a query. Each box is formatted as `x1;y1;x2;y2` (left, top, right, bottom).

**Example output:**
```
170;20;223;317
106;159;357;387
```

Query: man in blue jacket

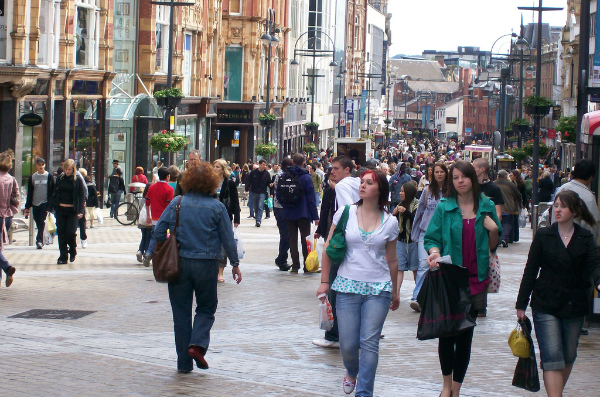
277;153;319;273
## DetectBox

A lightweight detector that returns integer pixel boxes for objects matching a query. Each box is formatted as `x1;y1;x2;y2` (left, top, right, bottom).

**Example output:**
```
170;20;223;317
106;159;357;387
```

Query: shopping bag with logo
488;252;501;293
234;227;245;259
508;320;530;358
317;293;334;330
46;213;56;234
512;316;541;392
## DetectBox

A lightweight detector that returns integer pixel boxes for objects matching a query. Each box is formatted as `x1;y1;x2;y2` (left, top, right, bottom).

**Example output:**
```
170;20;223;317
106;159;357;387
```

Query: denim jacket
154;193;240;265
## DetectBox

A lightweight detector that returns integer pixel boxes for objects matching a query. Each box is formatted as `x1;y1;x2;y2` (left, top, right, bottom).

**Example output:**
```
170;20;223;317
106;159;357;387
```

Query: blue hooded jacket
277;166;319;222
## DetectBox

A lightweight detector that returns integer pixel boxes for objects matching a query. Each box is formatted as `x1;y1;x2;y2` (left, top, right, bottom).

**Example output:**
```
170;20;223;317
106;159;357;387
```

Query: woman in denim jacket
154;163;242;373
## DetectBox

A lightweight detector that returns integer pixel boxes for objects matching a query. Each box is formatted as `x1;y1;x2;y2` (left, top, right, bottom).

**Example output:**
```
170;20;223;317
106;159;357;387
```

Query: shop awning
84;93;163;121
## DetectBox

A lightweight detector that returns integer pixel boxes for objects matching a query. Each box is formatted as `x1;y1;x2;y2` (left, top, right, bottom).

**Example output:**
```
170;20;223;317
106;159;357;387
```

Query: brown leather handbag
152;196;182;283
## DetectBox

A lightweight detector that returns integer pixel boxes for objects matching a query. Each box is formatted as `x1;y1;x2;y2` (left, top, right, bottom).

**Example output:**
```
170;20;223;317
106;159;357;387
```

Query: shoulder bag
10;177;19;207
153;196;183;283
325;205;350;266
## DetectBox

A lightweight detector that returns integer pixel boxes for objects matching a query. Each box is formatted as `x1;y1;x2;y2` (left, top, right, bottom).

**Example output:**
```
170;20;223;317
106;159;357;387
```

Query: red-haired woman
316;169;400;396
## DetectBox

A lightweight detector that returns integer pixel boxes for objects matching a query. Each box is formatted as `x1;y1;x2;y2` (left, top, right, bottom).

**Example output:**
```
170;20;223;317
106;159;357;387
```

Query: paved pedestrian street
1;208;598;397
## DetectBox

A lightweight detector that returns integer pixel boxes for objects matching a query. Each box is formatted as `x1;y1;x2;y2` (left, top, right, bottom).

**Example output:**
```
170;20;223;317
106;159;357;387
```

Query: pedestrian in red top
142;167;173;267
130;167;148;193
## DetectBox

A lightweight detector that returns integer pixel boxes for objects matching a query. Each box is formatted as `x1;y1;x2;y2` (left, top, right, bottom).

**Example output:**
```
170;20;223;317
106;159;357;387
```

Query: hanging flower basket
255;143;277;157
401;119;409;125
305;122;319;133
258;113;277;127
523;95;552;118
302;142;317;153
150;130;188;152
414;120;422;126
508;147;528;162
154;88;184;109
384;119;392;125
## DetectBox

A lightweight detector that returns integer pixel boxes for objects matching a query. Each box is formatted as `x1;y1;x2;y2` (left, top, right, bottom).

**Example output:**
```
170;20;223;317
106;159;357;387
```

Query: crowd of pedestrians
2;133;600;397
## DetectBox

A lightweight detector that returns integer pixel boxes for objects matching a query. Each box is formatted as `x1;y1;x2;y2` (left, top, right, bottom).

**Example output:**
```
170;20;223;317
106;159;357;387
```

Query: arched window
0;0;12;62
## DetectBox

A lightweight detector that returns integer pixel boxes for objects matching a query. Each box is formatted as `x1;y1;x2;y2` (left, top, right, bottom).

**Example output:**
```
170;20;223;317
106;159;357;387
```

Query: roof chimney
435;55;445;67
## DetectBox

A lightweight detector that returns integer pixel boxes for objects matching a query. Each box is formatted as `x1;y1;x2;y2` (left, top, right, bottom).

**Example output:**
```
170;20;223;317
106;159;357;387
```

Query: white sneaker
343;376;356;394
81;240;88;249
312;338;340;348
136;251;143;263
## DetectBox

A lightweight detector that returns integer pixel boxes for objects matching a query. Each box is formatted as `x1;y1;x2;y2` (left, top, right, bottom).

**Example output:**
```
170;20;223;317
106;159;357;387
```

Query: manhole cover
10;309;96;320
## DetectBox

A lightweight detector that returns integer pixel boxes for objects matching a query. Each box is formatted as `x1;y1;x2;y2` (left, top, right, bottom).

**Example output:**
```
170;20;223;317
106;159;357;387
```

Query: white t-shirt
332;205;399;283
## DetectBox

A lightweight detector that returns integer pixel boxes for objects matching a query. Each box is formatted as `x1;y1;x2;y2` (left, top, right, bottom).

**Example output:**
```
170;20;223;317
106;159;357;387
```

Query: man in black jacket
246;159;271;227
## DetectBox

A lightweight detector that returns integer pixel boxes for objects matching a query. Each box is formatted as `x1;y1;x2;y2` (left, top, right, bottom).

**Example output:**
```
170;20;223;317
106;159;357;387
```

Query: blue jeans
396;240;418;271
168;258;219;372
314;192;321;207
110;190;123;216
146;225;156;256
248;192;254;217
533;311;585;371
412;231;429;301
336;291;391;397
251;192;266;223
501;214;512;242
138;227;152;255
0;250;10;281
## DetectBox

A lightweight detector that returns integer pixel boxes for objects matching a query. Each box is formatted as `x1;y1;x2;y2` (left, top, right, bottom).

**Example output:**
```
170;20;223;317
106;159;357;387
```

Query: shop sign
552;106;562;120
446;117;457;124
19;113;43;127
216;109;252;124
232;139;240;148
547;128;556;139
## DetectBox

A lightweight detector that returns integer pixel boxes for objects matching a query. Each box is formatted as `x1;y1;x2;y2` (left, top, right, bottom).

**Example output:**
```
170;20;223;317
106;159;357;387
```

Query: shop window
0;0;13;62
75;0;100;68
182;33;192;95
175;117;196;167
224;46;243;101
38;0;60;67
155;5;169;73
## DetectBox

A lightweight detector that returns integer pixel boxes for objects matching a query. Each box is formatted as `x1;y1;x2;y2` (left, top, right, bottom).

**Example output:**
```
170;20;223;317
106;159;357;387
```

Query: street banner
594;13;600;84
360;90;367;127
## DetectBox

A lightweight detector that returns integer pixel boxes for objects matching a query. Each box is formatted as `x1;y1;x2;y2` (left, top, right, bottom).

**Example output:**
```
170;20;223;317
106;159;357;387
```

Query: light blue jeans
412;231;430;301
250;192;266;223
336;291;391;397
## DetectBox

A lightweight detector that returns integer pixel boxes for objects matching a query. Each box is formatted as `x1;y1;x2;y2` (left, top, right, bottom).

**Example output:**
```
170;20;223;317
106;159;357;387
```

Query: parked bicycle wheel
115;202;139;226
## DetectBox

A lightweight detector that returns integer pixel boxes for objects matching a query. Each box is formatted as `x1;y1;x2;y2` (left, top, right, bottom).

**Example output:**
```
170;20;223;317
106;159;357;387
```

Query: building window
74;0;100;68
155;5;170;73
224;46;243;101
0;0;13;61
183;33;192;95
38;0;61;67
229;0;241;14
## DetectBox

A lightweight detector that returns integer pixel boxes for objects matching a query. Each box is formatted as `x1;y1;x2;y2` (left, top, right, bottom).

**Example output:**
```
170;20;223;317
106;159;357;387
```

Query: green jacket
424;194;502;282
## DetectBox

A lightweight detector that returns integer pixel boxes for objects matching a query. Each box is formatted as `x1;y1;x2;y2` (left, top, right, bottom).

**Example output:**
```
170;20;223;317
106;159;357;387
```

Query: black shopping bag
512;316;541;392
416;262;476;340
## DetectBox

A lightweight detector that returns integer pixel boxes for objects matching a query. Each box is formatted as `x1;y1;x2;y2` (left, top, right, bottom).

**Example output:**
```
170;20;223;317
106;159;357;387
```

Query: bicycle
114;191;143;226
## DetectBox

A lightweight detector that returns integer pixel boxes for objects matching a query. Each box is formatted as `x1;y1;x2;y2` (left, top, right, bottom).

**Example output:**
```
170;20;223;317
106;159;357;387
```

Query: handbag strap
336;205;350;233
173;196;183;233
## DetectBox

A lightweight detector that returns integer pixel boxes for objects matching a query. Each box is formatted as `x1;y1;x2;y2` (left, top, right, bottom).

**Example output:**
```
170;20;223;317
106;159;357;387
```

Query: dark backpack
278;171;304;206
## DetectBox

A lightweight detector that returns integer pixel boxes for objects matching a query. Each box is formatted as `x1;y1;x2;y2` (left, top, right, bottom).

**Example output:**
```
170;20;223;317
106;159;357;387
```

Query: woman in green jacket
424;160;502;397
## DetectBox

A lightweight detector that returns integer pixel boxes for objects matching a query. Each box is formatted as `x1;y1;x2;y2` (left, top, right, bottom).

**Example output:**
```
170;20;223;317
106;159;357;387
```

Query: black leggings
438;308;478;383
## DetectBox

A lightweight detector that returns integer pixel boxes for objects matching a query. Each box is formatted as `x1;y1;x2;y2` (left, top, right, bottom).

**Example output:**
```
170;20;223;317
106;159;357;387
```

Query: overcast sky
387;0;569;57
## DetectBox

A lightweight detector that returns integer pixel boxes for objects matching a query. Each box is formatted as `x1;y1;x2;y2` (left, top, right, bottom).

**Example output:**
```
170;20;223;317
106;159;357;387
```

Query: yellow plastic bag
46;214;56;234
306;249;319;272
508;323;530;358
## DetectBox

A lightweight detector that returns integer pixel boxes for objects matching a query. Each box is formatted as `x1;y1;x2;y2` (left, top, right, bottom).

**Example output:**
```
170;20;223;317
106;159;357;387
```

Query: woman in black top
51;159;87;264
516;190;600;397
213;159;241;283
538;171;554;202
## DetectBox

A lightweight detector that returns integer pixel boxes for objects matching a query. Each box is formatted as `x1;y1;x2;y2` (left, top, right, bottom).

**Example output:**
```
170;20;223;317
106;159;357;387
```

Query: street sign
345;99;354;113
233;130;240;140
547;128;557;139
232;139;240;148
339;117;345;126
552;106;562;120
465;127;472;136
19;113;43;127
347;112;354;120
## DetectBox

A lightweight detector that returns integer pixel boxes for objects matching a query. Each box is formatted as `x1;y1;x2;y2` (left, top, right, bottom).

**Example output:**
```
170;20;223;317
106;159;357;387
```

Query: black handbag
152;196;183;283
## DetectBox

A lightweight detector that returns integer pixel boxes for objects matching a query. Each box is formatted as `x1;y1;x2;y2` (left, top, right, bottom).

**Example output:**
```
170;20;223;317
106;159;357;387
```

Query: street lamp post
337;66;346;138
355;60;384;137
260;8;279;142
290;28;337;144
515;33;529;150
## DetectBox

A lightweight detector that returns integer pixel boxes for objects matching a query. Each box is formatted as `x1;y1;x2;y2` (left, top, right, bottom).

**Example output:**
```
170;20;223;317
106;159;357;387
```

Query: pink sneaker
343;376;356;394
